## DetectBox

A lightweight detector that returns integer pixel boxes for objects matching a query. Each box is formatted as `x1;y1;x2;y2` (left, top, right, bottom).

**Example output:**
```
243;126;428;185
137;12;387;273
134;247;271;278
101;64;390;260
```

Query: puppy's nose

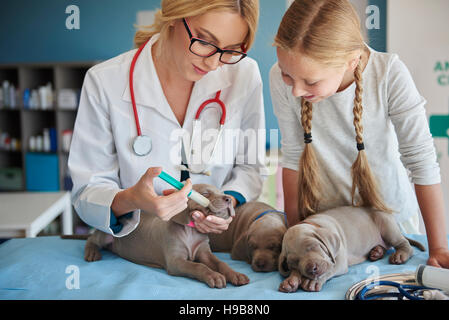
255;259;266;270
254;259;267;271
306;262;319;276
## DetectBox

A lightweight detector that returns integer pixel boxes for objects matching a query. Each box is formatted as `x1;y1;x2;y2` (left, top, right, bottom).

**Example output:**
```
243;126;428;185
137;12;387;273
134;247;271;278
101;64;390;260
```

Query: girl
270;0;449;268
69;0;266;237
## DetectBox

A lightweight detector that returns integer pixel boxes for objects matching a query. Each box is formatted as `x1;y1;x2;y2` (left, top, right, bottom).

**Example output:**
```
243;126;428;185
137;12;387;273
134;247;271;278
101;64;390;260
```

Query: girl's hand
191;211;233;234
129;167;192;221
427;248;449;269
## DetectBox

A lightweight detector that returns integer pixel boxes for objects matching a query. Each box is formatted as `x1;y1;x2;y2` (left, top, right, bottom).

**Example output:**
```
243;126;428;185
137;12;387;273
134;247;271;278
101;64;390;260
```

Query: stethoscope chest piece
133;135;152;156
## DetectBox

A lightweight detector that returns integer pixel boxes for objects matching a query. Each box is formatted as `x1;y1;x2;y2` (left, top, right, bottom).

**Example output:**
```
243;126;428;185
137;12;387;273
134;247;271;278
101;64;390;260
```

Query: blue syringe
158;170;210;207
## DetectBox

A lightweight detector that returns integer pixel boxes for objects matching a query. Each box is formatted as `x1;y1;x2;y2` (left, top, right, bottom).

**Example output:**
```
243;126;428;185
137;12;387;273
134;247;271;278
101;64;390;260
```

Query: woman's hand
191;195;236;234
127;167;192;221
162;187;236;234
191;211;233;234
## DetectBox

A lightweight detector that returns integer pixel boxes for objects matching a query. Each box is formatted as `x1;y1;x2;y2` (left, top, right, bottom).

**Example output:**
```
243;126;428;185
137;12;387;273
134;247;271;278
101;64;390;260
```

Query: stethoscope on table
346;266;449;300
130;38;226;176
357;280;429;300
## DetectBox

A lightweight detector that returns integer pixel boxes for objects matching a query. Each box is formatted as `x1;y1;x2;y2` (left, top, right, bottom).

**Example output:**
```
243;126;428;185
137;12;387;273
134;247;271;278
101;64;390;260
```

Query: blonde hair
134;0;259;57
275;0;392;220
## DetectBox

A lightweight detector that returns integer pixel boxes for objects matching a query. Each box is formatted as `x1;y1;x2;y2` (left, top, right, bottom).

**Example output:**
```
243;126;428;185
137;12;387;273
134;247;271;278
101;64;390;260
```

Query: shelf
0;61;97;193
0;62;99;233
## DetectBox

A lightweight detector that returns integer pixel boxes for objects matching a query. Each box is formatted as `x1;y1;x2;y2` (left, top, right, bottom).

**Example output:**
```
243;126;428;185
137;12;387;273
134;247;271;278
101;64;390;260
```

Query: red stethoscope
130;38;226;171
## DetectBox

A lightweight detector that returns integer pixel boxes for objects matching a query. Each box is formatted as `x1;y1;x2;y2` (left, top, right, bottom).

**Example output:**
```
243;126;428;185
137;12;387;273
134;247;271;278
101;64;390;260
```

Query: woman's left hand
162;189;236;233
427;248;449;269
191;211;233;234
192;194;236;233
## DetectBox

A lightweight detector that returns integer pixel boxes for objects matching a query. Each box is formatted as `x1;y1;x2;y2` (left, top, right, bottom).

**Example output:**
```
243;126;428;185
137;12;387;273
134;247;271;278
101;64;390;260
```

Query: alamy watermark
169;127;280;176
65;265;80;290
65;5;80;30
366;5;380;30
364;265;381;284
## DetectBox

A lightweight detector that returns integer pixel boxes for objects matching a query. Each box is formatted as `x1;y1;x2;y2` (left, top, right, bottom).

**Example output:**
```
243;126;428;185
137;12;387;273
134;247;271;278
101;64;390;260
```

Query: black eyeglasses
182;18;247;65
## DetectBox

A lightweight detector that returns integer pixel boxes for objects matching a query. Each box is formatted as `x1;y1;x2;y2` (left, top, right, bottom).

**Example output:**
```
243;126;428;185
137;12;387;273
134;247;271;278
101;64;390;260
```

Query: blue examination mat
0;234;436;300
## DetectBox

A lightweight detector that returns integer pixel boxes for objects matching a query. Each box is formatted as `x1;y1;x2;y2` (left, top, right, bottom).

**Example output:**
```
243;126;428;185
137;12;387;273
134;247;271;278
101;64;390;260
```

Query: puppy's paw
204;271;227;289
84;245;102;262
369;245;386;261
279;275;301;293
228;272;250;286
389;250;410;264
300;277;324;292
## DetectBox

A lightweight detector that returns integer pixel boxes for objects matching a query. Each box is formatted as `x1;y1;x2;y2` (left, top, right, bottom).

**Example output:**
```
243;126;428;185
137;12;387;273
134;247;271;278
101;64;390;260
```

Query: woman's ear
345;49;362;72
348;56;360;72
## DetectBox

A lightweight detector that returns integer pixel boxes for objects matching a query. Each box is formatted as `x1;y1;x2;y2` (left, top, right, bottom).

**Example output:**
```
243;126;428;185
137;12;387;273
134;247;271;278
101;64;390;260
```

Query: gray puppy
84;184;250;289
209;201;287;272
278;206;425;292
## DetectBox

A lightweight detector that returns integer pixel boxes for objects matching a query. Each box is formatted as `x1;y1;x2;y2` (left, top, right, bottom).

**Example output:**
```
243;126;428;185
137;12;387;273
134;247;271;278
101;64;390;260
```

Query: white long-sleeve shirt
270;46;441;226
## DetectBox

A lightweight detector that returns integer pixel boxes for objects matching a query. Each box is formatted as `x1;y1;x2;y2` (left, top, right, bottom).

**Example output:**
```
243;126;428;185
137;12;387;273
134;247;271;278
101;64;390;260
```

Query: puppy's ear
228;205;235;218
278;249;290;277
170;208;192;225
231;231;250;263
315;228;341;264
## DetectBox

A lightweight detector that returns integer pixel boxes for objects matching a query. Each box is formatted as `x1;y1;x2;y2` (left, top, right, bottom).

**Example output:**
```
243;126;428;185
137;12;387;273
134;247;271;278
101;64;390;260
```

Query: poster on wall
388;0;449;233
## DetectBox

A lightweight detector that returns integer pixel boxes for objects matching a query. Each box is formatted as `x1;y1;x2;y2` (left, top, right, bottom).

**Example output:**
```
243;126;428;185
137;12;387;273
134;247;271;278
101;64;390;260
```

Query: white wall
388;0;449;234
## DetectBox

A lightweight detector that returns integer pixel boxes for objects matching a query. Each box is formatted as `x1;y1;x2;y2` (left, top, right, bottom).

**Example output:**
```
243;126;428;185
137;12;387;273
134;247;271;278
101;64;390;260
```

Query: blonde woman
270;0;449;268
69;0;266;237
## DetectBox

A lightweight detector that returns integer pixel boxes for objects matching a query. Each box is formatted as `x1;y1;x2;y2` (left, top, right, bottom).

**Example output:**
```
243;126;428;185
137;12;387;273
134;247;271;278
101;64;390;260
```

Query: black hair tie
357;143;365;151
304;132;312;144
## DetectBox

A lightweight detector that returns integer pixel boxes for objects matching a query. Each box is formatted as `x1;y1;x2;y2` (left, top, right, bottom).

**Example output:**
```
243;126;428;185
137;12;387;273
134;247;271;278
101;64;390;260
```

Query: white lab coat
68;34;267;236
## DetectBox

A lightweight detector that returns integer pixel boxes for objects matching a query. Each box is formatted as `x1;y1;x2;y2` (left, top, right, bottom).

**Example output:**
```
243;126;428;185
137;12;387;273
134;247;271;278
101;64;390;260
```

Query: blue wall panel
0;1;386;148
0;0;285;147
368;0;387;52
0;0;158;63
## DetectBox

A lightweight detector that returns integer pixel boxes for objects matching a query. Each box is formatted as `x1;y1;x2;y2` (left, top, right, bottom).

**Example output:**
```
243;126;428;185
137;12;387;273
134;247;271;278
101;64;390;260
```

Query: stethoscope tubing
129;38;151;137
129;38;226;164
357;281;429;300
130;39;226;137
195;90;226;124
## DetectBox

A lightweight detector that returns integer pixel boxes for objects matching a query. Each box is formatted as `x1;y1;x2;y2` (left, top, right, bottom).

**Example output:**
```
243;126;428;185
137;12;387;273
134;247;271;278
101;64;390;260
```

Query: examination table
0;234;440;300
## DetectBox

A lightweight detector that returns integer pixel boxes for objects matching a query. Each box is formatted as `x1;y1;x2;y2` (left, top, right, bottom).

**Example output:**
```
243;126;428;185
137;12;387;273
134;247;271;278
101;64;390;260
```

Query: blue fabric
109;210;133;234
223;191;246;207
0;235;439;300
254;210;288;226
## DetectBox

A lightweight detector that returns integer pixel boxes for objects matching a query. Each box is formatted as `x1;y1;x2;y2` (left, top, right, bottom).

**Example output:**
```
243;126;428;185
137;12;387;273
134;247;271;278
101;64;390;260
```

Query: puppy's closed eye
268;243;281;251
306;244;318;252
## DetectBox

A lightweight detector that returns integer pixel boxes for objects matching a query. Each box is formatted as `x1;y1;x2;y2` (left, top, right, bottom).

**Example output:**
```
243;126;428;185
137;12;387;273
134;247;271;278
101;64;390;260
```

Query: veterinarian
68;0;266;237
270;0;449;268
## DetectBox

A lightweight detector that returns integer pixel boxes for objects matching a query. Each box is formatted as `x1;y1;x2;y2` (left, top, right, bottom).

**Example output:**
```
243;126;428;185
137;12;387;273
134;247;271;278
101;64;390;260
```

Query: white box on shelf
57;88;78;110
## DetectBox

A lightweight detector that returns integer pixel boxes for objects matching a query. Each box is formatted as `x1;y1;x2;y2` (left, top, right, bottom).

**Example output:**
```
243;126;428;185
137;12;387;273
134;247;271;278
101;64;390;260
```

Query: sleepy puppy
278;206;425;293
84;184;249;289
209;201;288;272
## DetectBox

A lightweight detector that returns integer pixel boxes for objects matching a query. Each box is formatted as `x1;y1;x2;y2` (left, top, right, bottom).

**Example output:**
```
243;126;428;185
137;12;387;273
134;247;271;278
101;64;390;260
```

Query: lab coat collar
121;33;232;123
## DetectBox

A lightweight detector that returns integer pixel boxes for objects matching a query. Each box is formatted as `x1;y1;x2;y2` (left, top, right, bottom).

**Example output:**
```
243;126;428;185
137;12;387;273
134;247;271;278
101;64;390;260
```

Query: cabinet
0;62;98;234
